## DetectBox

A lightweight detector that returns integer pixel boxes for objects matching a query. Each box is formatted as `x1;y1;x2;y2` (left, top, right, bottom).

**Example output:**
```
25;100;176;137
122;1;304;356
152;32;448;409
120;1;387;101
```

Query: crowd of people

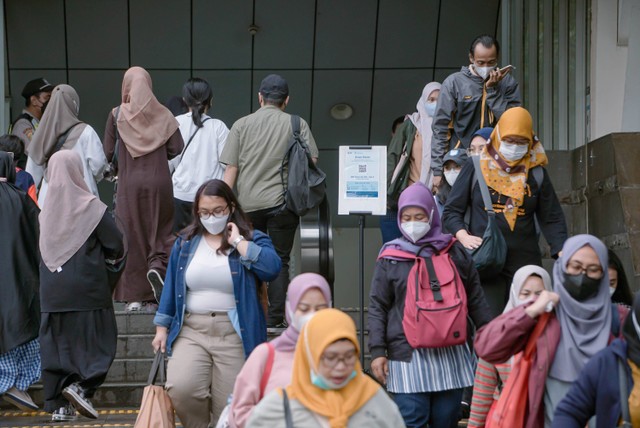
0;32;636;428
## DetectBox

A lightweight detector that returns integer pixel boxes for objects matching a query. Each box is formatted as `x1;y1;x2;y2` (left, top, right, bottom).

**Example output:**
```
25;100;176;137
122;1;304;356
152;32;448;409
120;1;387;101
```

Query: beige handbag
134;352;175;428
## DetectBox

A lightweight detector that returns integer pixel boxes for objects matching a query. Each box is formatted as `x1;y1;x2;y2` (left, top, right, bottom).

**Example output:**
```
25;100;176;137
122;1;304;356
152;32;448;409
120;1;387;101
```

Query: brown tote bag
134;352;175;428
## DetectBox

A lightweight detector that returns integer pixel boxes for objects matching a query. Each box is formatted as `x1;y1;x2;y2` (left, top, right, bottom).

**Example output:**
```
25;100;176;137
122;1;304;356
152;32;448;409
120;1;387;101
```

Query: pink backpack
378;240;468;348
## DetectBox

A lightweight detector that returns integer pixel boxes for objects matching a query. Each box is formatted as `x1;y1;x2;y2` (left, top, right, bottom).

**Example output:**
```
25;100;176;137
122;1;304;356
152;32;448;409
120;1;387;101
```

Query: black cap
443;148;468;166
21;78;55;99
258;74;289;101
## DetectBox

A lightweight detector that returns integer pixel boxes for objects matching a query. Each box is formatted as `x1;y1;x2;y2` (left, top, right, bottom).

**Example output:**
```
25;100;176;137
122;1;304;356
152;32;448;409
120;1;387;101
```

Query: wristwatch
231;235;245;248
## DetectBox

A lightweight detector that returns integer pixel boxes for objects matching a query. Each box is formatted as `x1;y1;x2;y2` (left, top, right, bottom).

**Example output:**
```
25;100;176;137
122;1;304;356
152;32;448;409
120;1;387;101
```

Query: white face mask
499;141;529;161
401;221;431;243
200;215;228;235
425;101;437;117
444;170;460;186
286;301;320;332
474;64;497;80
609;286;616;297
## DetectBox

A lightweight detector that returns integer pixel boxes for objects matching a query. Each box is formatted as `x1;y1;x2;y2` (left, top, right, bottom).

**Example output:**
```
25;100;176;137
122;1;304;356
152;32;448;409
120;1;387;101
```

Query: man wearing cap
221;74;319;328
10;78;54;168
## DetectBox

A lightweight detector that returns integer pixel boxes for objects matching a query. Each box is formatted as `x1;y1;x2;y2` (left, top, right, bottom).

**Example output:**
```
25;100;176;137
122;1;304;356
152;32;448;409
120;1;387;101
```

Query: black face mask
563;272;601;301
40;99;49;115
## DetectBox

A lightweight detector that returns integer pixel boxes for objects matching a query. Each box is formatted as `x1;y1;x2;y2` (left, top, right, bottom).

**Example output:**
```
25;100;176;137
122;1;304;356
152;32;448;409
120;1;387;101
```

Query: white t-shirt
26;124;107;205
185;238;236;313
171;112;229;202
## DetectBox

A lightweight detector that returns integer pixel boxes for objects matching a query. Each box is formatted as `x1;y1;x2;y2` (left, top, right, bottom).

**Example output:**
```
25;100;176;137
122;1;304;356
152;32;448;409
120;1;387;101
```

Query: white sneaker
2;387;38;410
52;404;77;422
125;301;143;311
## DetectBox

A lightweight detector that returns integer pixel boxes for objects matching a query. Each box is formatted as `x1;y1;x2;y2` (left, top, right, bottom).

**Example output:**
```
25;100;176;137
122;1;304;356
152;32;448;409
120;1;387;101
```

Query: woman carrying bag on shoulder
368;182;492;427
443;107;567;317
152;179;281;427
474;234;629;428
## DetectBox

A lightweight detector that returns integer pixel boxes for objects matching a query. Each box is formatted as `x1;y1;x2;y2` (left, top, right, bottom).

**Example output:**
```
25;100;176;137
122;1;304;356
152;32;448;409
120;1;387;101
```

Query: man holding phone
430;35;521;191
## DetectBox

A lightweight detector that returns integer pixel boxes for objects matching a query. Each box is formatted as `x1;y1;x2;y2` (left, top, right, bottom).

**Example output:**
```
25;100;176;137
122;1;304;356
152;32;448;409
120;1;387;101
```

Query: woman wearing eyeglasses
474;234;628;428
152;179;281;427
247;308;405;427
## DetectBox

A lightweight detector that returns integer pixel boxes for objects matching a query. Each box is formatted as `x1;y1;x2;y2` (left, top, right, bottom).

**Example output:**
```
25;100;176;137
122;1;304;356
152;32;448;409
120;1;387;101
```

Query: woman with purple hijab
228;273;331;428
369;182;491;428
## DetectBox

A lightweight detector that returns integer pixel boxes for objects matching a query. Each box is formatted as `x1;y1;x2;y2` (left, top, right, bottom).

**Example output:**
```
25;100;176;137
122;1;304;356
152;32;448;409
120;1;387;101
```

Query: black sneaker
62;383;98;419
147;269;164;303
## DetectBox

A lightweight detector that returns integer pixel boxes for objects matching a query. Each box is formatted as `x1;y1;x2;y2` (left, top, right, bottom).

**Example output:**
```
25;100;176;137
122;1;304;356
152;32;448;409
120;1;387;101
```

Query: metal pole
358;214;365;367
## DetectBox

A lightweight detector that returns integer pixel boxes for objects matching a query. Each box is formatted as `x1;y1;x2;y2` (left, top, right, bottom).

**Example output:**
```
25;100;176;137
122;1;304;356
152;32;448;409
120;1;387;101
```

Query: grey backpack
280;115;326;216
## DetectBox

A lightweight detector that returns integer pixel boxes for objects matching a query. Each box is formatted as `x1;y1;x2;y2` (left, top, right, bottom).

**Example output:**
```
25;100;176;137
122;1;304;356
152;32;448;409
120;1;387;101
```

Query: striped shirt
386;344;475;393
468;358;512;427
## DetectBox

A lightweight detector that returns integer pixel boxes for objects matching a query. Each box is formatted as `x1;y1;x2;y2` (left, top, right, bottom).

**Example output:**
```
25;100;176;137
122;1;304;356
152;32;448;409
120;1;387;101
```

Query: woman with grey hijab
25;84;107;205
474;234;626;428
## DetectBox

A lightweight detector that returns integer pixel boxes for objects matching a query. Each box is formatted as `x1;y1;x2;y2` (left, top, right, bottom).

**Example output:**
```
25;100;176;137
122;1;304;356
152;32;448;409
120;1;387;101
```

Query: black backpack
280;115;326;216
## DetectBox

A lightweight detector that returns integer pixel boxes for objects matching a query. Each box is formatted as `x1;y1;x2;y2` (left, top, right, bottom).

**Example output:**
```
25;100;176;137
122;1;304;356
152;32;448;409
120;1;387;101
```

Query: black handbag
467;156;507;278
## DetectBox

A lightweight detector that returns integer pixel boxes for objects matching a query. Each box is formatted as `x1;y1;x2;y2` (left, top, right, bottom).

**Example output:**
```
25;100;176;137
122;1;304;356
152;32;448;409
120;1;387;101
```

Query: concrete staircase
1;307;372;410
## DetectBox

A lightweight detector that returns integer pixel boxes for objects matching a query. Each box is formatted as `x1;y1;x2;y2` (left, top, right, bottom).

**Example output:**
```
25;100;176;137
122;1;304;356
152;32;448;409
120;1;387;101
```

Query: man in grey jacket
430;35;521;191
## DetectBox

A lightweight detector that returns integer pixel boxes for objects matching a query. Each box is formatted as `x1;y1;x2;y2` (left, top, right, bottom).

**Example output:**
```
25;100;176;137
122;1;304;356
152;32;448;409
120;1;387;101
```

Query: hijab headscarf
380;182;452;258
549;234;612;382
623;293;640;366
28;84;85;165
116;66;179;158
479;107;548;231
286;308;380;428
39;150;107;272
407;82;441;185
503;265;553;313
271;273;332;352
0;151;16;183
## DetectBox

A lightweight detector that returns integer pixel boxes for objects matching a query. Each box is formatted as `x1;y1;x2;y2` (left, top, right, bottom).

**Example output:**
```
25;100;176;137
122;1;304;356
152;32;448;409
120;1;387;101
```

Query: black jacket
368;241;492;362
40;212;124;312
0;183;40;354
443;159;567;275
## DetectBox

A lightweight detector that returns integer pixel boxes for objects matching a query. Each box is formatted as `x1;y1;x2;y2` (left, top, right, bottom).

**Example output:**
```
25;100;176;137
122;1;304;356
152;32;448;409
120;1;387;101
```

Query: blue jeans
393;388;464;428
379;209;402;243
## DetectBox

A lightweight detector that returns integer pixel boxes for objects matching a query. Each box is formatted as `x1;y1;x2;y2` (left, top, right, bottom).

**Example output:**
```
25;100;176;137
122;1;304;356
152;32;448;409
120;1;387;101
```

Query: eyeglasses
320;352;357;369
198;206;229;220
566;262;604;279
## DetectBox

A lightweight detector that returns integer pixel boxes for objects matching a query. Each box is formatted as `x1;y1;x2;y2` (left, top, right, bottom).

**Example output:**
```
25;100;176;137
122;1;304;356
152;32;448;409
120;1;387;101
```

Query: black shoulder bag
467;156;507;279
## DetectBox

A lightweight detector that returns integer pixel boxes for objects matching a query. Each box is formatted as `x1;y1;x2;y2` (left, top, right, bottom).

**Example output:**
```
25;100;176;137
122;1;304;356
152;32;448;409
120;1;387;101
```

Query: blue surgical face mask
310;369;357;390
425;101;437;117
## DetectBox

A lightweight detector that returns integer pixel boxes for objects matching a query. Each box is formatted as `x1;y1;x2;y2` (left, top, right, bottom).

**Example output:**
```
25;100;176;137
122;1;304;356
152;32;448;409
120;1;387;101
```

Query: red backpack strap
378;248;417;261
260;342;276;398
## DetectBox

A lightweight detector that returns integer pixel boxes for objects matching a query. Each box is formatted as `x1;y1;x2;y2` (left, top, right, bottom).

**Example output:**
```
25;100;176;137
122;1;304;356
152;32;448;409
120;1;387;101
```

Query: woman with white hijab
468;265;552;427
381;81;441;244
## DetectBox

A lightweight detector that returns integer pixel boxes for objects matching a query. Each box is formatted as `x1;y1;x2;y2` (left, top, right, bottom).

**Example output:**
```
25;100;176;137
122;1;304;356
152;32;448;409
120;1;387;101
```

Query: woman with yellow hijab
443;107;567;316
247;309;405;428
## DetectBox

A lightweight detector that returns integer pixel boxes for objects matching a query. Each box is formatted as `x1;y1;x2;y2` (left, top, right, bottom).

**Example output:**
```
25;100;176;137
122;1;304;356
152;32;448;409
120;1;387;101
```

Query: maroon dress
103;113;184;302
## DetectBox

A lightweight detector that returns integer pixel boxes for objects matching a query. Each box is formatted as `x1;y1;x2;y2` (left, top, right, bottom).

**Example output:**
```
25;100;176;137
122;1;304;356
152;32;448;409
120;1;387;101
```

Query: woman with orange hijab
103;67;183;311
247;308;405;427
443;107;567;316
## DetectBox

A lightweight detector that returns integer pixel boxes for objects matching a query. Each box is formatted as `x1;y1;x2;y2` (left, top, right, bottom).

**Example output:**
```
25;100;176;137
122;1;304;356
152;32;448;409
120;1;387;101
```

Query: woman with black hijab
608;249;634;308
0;151;40;411
38;150;124;422
553;293;640;427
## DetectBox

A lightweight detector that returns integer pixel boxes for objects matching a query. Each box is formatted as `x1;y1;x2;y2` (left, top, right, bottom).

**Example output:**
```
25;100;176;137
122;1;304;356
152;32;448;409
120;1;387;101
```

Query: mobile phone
500;65;516;73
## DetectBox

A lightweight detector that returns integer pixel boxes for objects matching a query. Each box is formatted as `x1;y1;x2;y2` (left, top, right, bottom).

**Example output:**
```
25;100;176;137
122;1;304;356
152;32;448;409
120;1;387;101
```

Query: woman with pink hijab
103;66;184;312
227;273;332;428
